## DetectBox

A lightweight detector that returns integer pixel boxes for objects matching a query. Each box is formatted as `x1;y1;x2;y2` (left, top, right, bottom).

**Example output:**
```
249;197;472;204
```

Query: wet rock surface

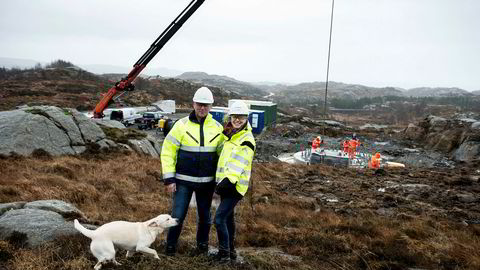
0;106;161;157
0;200;86;247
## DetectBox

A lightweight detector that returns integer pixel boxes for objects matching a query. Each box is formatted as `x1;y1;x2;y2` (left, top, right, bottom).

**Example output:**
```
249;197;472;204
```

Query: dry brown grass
1;154;480;269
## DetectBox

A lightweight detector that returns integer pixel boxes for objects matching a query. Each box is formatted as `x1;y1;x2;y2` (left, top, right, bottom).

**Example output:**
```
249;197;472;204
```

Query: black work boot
210;249;230;264
165;245;176;256
191;243;209;256
229;245;237;260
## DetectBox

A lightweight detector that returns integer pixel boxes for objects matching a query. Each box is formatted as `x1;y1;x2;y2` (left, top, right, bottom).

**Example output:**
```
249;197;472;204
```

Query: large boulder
403;123;424;141
24;199;85;219
128;138;160;158
0;109;78;155
454;141;480;161
472;122;480;130
403;115;480;162
0;106;109;156
0;106;162;158
0;200;87;248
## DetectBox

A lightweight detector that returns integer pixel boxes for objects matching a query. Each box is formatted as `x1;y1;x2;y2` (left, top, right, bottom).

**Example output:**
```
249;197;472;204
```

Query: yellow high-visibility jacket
161;111;224;185
216;123;255;196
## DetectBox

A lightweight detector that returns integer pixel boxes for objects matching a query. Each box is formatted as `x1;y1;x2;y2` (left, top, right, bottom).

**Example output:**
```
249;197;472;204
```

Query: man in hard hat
312;136;323;152
161;86;224;256
212;100;255;263
348;134;360;159
343;140;349;156
368;152;381;169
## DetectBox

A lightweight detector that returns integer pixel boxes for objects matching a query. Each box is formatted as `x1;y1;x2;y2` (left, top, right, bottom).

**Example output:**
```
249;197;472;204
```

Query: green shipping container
229;100;277;128
250;103;277;127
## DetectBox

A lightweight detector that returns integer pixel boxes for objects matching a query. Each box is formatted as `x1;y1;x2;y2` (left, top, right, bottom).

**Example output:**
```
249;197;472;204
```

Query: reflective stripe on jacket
161;111;224;184
216;123;255;196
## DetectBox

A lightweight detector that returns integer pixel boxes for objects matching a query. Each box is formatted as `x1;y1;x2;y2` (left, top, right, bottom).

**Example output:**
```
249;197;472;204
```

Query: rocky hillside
271;82;477;103
0;64;241;111
271;81;404;105
472;90;480;96
404;87;473;97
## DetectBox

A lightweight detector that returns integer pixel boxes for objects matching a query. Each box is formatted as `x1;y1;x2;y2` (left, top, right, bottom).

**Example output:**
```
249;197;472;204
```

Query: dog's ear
147;220;159;227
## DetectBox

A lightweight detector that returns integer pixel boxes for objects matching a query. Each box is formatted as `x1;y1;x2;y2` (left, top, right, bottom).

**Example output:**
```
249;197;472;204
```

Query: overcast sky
1;0;479;91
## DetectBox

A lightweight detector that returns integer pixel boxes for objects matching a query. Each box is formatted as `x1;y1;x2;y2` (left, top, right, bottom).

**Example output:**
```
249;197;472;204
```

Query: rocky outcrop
403;115;480;161
0;106;161;158
0;200;87;247
128;135;161;158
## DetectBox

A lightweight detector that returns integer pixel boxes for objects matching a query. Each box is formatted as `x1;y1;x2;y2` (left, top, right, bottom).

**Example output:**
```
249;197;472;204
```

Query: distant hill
2;57;478;111
403;87;473;97
269;82;479;105
271;81;404;104
0;64;240;111
0;57;46;69
0;57;183;77
176;72;269;98
79;64;183;78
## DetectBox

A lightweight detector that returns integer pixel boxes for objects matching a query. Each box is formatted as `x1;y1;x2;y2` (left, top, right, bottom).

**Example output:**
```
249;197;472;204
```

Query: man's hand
165;183;176;193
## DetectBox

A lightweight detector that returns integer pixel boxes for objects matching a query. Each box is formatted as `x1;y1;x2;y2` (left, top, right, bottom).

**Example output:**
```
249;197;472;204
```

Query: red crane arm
92;0;205;118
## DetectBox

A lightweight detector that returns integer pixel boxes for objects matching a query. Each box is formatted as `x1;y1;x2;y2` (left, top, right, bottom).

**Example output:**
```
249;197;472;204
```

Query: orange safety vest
349;139;359;149
369;156;380;169
312;138;321;149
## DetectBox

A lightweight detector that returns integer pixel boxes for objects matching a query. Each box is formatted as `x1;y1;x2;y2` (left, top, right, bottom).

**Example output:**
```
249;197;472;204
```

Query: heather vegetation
1;152;479;269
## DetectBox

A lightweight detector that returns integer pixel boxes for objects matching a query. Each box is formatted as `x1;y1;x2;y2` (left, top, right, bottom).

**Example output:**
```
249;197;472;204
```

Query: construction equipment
93;0;206;118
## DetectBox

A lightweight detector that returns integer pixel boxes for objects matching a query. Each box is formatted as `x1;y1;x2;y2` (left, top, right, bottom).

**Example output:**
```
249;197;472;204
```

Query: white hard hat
229;100;249;115
193;87;214;104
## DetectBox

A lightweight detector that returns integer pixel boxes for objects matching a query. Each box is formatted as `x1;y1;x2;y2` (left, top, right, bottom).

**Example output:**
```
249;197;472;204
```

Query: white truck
104;108;143;126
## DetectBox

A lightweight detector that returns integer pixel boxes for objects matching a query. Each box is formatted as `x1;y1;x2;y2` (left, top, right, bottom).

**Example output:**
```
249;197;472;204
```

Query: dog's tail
74;219;95;239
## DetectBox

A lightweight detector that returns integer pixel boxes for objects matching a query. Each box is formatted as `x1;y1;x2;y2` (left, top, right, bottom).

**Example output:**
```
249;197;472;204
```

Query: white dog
74;214;178;270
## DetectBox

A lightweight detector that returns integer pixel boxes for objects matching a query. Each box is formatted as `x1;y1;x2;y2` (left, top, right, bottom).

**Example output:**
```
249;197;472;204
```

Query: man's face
193;102;212;119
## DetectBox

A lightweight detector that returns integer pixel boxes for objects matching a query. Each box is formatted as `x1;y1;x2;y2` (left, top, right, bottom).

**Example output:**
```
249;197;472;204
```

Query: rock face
0;106;161;157
403;115;480;161
0;200;86;247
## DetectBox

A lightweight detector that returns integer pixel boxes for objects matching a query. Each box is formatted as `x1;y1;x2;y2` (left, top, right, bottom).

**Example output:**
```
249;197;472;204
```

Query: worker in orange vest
348;134;359;159
368;152;381;169
312;136;323;151
342;140;349;155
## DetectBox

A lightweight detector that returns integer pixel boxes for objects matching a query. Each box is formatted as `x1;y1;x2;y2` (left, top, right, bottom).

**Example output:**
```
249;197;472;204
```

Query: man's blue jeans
166;181;215;250
214;195;241;252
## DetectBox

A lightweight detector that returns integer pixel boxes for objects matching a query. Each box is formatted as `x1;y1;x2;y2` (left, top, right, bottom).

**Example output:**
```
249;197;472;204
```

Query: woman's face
231;115;248;129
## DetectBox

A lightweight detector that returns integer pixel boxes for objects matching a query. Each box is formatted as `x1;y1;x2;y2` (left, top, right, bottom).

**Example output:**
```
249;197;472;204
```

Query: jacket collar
189;110;209;124
225;122;251;140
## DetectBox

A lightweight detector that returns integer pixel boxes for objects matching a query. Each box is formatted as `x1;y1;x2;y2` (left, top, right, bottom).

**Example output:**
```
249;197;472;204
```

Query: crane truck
92;0;205;122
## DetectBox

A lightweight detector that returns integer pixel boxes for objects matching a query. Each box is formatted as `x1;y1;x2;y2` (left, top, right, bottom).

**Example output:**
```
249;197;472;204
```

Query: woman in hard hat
212;100;256;263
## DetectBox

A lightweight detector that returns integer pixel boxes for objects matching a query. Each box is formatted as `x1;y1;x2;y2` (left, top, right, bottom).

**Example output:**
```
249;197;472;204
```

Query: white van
106;108;143;126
